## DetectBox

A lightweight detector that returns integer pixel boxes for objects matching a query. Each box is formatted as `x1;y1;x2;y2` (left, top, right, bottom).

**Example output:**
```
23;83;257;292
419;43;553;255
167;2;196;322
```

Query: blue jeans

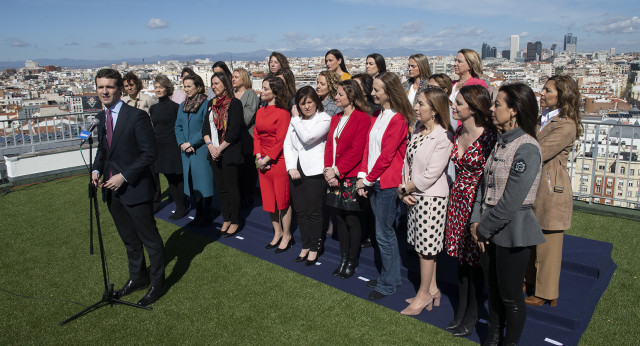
369;181;401;295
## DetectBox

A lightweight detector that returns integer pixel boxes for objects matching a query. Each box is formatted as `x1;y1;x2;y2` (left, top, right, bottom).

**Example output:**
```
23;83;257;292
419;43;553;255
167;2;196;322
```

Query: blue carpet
155;200;616;346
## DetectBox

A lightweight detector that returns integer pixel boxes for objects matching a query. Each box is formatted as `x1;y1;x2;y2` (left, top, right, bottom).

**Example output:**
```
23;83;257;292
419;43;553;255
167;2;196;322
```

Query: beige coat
533;116;577;230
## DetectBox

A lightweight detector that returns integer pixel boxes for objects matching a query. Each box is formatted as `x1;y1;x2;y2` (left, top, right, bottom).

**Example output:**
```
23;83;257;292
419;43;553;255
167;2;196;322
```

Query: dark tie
106;108;113;148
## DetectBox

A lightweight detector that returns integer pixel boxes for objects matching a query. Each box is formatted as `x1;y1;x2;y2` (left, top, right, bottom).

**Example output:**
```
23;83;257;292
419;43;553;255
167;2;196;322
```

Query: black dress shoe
114;279;149;299
446;318;463;330
274;239;294;253
168;209;188;220
360;238;373;248
305;258;318;266
368;290;388;300
339;256;358;279
295;255;307;262
452;320;477;337
137;286;164;307
366;279;377;289
333;254;348;276
265;238;281;249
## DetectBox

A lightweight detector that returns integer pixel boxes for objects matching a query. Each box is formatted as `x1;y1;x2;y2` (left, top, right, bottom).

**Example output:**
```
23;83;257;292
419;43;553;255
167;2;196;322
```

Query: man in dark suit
91;68;165;306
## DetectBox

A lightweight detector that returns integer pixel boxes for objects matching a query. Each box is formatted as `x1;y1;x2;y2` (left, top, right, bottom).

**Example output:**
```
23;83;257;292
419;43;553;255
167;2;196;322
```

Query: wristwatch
401;184;407;195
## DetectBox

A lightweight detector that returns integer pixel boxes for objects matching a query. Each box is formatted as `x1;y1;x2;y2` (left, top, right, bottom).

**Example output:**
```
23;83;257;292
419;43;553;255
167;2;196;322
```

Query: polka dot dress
405;132;447;256
407;195;448;256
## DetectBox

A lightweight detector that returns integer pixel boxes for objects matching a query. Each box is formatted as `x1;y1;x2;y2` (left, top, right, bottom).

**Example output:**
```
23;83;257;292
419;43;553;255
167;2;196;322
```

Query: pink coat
402;125;453;197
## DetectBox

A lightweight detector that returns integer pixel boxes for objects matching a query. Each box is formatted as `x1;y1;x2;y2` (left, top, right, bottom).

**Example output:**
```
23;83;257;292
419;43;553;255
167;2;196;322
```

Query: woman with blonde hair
233;68;260;207
403;53;432;105
316;70;343;116
525;75;583;307
399;87;454;315
356;72;415;300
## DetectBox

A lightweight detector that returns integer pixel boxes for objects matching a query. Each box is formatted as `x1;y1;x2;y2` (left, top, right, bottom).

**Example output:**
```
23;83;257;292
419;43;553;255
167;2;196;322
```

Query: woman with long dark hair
172;67;196;104
268;51;290;75
175;74;214;226
366;53;387;78
325;49;351;81
356;72;415;300
202;72;248;236
284;86;331;265
445;85;496;337
525;75;583;307
324;79;371;278
150;74;187;220
254;77;293;252
470;83;545;346
399;87;453;315
275;68;297;111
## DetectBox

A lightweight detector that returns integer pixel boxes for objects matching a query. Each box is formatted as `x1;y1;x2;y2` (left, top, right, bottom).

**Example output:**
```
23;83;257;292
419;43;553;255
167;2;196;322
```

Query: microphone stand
60;136;150;326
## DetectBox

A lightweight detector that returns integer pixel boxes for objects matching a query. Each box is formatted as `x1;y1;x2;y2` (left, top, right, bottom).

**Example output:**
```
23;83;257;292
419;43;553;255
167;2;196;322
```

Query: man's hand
91;172;102;187
103;173;125;191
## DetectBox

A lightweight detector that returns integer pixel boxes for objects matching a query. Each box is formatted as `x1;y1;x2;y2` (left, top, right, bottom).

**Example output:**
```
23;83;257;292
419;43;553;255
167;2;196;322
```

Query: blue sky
2;0;639;61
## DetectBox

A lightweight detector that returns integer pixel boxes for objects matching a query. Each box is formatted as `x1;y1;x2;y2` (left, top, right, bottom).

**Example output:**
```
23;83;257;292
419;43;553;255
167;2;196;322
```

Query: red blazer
324;109;370;179
360;112;408;189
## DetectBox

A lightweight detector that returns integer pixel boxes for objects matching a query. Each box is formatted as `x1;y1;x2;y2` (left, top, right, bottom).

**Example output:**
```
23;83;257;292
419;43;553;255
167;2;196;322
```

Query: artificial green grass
0;175;470;345
0;174;637;344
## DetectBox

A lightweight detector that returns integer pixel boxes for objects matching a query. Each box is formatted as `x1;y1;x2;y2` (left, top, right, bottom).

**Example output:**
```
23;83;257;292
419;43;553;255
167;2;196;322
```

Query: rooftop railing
0;112;98;157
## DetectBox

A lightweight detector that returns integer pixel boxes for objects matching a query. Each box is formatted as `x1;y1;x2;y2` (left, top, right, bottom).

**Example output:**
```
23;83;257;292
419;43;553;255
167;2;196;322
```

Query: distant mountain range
0;48;456;69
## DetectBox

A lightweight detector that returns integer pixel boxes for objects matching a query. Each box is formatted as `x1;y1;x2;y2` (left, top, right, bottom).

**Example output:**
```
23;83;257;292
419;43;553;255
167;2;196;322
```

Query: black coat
149;97;182;174
202;98;251;165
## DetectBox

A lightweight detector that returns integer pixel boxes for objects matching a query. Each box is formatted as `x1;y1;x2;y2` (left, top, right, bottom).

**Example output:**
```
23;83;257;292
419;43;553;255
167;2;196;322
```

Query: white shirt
540;108;560;131
106;100;124;130
407;86;417;105
331;115;350;172
358;108;396;184
283;111;331;176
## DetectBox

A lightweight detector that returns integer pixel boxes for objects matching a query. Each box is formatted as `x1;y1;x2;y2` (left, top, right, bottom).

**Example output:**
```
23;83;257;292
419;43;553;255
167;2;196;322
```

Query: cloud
64;41;80;46
8;38;30;47
225;35;256;43
283;31;325;48
96;42;112;49
179;35;204;45
124;39;145;45
147;18;169;29
398;21;423;35
158;38;175;45
597;16;640;34
519;31;529;38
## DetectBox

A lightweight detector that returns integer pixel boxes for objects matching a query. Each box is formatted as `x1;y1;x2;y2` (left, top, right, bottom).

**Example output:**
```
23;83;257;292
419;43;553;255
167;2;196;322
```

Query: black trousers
239;154;258;201
211;160;240;224
151;167;162;211
290;170;325;252
481;243;531;345
107;195;165;287
164;173;186;212
453;263;484;325
334;208;361;258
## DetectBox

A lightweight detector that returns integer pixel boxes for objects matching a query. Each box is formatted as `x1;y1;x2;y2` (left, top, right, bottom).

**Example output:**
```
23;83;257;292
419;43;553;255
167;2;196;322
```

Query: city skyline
2;0;639;62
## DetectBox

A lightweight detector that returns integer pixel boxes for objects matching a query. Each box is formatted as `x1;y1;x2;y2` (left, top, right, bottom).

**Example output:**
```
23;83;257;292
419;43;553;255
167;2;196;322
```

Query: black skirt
325;176;366;212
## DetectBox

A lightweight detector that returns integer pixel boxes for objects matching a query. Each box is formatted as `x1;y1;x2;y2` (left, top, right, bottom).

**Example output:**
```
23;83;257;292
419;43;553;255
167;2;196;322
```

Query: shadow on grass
163;224;219;291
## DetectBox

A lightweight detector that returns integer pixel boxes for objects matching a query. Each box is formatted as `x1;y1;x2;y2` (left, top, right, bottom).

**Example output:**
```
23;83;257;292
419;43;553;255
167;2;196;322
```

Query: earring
510;117;514;127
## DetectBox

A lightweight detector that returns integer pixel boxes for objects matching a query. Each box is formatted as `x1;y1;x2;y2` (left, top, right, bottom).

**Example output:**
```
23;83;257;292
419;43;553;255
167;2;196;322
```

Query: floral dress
445;126;496;266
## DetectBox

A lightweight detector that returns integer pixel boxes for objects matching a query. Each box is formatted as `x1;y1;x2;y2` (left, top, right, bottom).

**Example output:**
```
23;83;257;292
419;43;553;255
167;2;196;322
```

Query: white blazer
283;111;332;176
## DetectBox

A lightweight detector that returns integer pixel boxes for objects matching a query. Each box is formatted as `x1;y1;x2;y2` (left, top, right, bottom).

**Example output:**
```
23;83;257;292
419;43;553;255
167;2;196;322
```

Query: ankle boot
340;256;359;279
482;322;502;346
333;254;348;276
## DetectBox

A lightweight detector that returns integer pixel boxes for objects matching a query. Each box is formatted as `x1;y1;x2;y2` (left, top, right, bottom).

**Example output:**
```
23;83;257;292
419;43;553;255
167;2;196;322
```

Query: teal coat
175;100;214;198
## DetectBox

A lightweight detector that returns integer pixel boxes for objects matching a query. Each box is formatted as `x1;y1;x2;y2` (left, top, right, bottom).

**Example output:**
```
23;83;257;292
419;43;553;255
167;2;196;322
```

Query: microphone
79;118;101;146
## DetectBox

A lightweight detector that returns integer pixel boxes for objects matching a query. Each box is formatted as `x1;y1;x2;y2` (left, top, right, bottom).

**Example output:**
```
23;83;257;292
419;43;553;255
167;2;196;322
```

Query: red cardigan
324;109;370;179
359;112;408;189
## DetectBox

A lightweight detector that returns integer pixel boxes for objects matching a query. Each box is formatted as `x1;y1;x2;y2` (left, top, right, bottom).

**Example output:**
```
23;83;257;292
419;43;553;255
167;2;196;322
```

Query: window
607;178;613;187
596;187;601;193
583;165;590;171
627;191;633;197
598;164;606;170
581;187;588;192
606;188;612;195
596;177;602;185
629;182;634;187
620;167;626;174
631;169;636;176
618;180;624;187
617;191;623;196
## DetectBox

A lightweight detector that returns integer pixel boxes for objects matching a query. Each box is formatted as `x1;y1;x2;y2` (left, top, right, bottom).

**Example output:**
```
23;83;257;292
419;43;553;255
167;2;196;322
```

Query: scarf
211;93;232;141
182;94;207;114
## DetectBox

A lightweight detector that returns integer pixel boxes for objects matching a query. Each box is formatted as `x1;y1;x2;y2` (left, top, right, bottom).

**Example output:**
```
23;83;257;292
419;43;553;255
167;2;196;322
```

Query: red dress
253;105;291;213
445;126;495;266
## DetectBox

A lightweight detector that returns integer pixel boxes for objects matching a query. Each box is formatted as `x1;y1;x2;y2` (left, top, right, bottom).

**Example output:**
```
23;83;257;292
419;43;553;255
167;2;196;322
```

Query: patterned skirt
407;195;448;256
325;176;366;211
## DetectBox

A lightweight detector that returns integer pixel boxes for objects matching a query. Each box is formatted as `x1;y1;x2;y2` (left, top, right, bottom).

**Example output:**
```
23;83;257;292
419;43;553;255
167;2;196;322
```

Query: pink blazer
402;125;453;197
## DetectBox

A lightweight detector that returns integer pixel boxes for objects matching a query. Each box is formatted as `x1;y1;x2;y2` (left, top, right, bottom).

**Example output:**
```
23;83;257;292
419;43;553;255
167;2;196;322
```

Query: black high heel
265;238;281;249
274;238;294;253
